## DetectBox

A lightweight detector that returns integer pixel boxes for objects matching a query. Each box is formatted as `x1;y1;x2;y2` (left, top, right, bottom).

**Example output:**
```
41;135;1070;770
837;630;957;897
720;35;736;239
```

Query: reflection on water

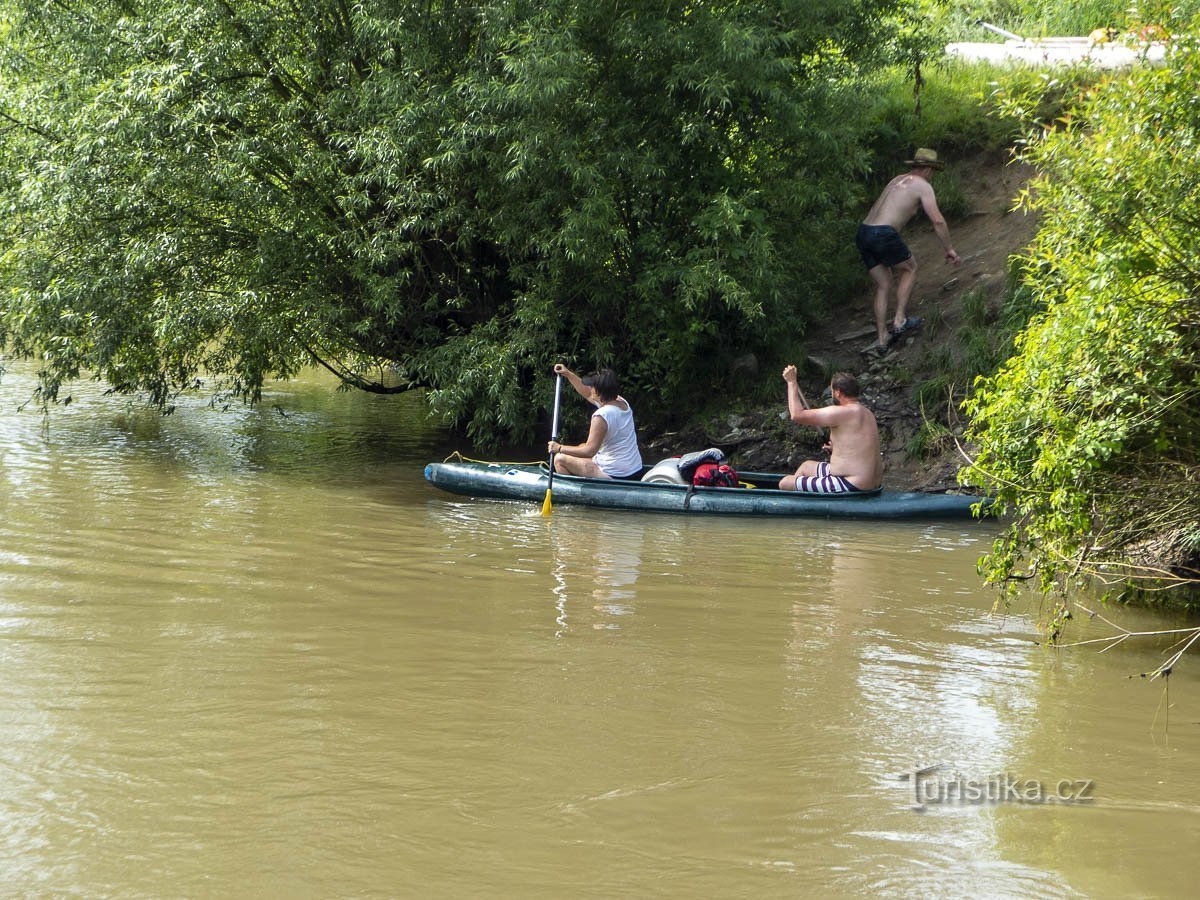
552;519;650;633
1;360;1199;896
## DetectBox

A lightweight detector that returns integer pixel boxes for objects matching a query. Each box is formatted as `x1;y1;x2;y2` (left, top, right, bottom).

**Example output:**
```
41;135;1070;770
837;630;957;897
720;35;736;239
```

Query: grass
916;335;956;375
906;418;956;459
904;283;1027;460
862;54;1103;181
944;0;1167;42
863;61;1023;164
931;169;970;219
923;304;950;337
914;374;953;411
961;284;990;324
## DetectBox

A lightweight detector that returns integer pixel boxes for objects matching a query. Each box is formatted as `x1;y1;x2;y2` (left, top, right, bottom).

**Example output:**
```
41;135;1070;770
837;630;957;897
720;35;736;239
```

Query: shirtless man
779;367;881;493
857;148;962;354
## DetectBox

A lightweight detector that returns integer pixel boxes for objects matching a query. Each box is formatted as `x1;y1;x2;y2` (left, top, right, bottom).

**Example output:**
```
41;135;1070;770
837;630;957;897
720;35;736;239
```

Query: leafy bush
963;36;1200;600
0;0;903;446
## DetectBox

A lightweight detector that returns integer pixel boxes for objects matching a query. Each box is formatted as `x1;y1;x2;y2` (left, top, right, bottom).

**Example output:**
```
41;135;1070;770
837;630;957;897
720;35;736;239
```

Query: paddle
541;374;564;516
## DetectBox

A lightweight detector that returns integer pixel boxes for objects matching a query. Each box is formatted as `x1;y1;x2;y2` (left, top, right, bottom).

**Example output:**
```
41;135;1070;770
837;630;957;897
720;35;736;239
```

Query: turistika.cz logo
899;764;1096;809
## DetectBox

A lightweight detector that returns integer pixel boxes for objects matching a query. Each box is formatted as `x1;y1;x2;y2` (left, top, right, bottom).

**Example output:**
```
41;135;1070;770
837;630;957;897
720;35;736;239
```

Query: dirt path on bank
646;155;1042;492
809;157;1041;491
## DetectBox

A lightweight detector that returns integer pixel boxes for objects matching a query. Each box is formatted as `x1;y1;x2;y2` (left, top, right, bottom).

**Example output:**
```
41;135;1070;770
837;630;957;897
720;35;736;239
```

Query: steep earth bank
645;155;1041;493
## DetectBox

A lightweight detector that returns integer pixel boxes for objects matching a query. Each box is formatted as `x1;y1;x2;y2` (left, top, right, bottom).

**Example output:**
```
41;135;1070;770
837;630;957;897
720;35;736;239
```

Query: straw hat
905;148;945;169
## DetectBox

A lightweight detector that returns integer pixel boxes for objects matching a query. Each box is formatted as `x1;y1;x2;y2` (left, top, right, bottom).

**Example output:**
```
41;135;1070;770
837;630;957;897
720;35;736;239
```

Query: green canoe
424;460;989;521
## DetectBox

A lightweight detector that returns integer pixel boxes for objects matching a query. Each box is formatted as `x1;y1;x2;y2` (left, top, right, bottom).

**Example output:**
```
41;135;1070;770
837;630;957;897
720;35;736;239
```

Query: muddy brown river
1;360;1197;896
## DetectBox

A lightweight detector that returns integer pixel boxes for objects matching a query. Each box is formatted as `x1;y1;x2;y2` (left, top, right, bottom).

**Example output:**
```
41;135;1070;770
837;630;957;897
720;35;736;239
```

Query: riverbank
644;154;1040;494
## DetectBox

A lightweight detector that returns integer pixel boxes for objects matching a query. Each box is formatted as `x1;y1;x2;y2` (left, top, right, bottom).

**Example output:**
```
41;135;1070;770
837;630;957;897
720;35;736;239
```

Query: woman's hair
582;368;620;401
831;371;861;398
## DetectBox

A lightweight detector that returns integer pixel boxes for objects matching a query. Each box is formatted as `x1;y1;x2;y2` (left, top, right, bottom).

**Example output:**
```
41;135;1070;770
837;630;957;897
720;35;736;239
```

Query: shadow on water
0;362;469;492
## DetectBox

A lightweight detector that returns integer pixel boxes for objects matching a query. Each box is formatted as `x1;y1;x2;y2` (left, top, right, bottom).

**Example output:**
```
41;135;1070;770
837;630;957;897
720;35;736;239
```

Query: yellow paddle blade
541;489;553;517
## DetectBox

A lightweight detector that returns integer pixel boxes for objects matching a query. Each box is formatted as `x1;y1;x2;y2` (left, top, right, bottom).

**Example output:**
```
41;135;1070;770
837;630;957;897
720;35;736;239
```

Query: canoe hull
423;461;988;521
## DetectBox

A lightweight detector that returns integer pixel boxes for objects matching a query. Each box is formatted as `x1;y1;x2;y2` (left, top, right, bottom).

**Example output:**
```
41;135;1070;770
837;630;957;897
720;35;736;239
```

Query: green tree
0;0;897;443
963;36;1200;603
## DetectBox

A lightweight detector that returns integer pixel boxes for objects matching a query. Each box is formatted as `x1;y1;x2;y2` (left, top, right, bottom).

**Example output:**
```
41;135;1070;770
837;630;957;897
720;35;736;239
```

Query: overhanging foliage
963;36;1200;600
0;0;900;443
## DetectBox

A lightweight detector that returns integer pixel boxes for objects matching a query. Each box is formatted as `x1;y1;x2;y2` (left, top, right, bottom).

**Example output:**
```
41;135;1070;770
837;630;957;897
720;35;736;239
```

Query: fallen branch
1058;603;1200;680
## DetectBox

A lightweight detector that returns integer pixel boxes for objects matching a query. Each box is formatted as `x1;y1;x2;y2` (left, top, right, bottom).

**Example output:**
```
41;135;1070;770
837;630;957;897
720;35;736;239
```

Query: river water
1;362;1198;897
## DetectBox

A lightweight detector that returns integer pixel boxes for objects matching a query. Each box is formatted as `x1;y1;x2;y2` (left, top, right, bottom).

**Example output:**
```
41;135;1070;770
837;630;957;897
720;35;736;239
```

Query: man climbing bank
856;148;962;356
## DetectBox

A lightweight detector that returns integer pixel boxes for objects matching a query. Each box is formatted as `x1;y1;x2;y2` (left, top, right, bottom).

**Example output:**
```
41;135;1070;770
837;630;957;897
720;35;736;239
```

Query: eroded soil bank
645;156;1040;493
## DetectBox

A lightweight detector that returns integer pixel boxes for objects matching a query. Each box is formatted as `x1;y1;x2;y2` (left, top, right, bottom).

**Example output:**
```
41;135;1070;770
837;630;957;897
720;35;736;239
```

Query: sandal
888;316;923;344
862;342;891;359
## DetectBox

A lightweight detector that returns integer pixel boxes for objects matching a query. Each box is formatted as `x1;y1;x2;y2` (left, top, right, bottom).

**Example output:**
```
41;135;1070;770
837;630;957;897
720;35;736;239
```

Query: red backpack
690;461;739;488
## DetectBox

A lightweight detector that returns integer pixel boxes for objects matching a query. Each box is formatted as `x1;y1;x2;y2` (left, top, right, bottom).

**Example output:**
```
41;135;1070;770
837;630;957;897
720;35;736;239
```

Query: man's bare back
825;402;881;488
863;173;931;231
780;368;882;492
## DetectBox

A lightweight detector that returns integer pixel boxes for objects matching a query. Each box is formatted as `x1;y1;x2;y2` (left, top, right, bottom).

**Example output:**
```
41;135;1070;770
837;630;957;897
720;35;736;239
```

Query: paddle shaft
544;374;563;501
796;383;830;448
550;372;563;452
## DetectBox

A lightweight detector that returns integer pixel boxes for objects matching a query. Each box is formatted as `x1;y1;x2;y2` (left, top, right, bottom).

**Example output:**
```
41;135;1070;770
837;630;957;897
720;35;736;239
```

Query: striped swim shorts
795;461;862;494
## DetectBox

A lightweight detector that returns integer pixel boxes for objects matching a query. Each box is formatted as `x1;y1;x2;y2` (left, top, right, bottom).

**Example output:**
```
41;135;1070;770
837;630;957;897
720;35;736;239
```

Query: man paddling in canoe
857;147;962;356
780;367;882;493
547;364;644;479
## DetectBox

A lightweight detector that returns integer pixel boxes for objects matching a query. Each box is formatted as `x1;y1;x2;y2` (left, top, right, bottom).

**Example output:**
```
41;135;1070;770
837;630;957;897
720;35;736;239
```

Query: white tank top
592;398;642;477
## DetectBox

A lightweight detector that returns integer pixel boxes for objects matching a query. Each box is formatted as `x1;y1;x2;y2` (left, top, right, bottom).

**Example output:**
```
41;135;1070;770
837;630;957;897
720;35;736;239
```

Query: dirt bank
645;155;1041;492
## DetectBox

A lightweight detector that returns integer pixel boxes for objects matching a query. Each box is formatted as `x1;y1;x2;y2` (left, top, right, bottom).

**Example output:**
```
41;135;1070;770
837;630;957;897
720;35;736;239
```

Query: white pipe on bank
976;20;1025;42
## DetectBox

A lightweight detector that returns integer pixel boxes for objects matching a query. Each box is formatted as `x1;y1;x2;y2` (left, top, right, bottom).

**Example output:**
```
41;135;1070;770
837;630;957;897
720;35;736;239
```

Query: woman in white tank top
546;364;644;479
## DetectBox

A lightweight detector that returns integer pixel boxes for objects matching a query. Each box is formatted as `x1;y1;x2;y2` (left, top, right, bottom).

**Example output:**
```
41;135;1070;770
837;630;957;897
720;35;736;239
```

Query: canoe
423;460;990;521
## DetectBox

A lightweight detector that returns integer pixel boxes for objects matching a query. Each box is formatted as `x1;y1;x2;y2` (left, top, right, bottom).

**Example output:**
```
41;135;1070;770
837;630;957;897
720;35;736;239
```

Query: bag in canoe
678;448;738;487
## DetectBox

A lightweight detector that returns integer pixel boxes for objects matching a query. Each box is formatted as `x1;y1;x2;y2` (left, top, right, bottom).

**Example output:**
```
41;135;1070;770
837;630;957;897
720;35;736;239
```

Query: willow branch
1057;603;1200;678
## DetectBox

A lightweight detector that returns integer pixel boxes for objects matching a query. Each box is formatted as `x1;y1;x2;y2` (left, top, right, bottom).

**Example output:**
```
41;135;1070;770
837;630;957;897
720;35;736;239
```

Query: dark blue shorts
856;224;912;269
